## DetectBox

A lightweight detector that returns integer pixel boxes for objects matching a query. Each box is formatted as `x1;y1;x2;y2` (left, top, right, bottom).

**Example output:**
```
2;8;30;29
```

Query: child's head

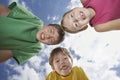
49;47;73;76
61;7;90;33
37;24;65;45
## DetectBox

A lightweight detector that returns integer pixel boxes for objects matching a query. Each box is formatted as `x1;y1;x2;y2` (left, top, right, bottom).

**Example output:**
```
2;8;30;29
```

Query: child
61;0;120;33
46;47;89;80
0;2;65;64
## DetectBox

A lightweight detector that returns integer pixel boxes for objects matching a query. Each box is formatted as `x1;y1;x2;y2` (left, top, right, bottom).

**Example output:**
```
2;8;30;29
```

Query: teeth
41;32;44;40
61;65;67;70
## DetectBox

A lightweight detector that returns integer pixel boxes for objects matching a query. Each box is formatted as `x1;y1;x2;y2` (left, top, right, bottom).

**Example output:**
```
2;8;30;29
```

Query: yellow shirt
46;66;89;80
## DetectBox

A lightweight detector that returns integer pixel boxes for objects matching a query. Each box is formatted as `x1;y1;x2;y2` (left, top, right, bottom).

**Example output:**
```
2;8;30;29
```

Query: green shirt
0;2;43;64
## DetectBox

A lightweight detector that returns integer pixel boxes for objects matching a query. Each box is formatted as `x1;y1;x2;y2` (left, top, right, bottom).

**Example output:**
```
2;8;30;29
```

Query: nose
74;19;79;22
60;59;65;64
74;17;79;22
74;14;81;22
46;34;51;39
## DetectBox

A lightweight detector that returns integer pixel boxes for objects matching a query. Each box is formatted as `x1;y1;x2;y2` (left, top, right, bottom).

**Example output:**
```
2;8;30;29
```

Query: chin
60;70;70;76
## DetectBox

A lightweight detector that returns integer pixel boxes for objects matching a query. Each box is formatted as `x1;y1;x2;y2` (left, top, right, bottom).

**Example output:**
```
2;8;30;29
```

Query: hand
0;50;13;63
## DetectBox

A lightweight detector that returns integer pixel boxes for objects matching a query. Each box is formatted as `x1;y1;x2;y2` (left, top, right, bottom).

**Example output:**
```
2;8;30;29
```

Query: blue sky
0;0;120;80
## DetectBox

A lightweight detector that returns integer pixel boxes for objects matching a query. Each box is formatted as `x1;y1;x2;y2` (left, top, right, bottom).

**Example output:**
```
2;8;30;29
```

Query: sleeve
8;2;43;26
78;66;89;80
12;43;42;64
46;72;55;80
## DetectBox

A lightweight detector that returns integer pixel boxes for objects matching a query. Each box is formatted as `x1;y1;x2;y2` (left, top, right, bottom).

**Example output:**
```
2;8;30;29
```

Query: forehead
63;13;72;25
48;25;58;31
46;25;54;29
51;26;59;43
53;52;67;59
45;25;58;33
67;7;80;14
63;13;75;31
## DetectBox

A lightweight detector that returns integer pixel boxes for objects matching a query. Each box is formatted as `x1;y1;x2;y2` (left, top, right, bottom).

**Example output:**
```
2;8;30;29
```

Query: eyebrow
67;14;70;20
54;56;59;60
52;27;55;33
67;14;73;26
52;28;56;44
68;13;75;27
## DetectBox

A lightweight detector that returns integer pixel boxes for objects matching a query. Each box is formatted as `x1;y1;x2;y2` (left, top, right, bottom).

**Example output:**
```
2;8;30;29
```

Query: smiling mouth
61;65;68;70
40;32;45;40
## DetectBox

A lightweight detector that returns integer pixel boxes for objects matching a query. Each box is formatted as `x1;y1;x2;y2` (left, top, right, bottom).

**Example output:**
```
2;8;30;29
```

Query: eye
50;28;54;34
74;22;78;27
64;57;68;60
70;13;73;18
55;60;60;63
75;23;78;27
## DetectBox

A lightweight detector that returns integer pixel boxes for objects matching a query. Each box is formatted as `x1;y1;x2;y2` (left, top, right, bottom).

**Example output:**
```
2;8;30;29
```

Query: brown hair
48;24;65;44
49;47;73;66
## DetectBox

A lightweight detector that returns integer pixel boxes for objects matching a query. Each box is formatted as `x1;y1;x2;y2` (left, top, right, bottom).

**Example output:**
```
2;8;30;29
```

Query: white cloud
47;15;59;22
52;19;120;79
66;0;83;9
63;29;120;80
7;64;45;80
59;1;120;79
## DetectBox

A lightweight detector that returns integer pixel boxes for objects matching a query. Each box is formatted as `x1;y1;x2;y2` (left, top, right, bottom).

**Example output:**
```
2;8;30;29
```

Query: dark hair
49;47;73;66
48;24;65;44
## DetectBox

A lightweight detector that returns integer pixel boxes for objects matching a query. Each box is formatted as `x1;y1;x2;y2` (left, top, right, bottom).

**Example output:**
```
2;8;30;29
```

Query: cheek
41;40;50;45
54;62;59;67
64;20;71;28
67;59;73;65
53;64;60;71
44;39;50;43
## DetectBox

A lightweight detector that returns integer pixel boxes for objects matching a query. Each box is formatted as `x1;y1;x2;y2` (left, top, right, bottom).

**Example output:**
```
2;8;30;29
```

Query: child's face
37;25;59;45
52;52;72;76
63;7;90;33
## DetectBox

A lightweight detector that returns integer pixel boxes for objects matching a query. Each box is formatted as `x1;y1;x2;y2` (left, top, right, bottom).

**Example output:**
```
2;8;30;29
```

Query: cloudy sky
0;0;120;80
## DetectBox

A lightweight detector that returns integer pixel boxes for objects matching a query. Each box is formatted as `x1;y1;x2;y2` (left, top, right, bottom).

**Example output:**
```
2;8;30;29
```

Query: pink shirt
83;0;120;27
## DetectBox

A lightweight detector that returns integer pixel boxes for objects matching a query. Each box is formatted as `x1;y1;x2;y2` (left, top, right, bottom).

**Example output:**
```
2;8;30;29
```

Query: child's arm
0;4;10;16
94;18;120;32
8;2;43;25
0;50;13;63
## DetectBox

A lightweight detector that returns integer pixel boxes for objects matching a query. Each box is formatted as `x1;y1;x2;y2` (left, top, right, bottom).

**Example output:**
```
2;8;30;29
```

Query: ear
81;25;88;31
44;24;49;27
51;66;55;70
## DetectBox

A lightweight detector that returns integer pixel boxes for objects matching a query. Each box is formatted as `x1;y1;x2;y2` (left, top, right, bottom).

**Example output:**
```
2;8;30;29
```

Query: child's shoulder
73;66;80;69
72;66;83;71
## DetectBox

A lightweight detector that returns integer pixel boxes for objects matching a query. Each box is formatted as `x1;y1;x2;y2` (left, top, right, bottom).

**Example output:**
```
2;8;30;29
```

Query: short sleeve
8;2;43;26
12;42;42;64
46;71;56;80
